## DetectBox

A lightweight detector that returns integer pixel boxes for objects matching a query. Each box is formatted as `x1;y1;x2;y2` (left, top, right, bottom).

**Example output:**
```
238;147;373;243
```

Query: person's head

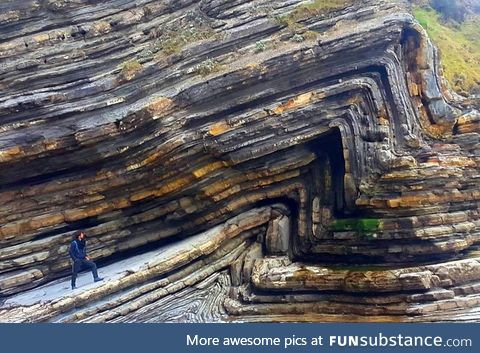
73;231;86;241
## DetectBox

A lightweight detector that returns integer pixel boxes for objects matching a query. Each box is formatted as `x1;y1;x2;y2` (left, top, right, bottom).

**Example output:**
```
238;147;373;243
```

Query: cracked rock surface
0;0;479;322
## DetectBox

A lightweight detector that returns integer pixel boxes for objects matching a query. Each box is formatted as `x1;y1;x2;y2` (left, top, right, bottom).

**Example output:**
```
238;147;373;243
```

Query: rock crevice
0;0;479;322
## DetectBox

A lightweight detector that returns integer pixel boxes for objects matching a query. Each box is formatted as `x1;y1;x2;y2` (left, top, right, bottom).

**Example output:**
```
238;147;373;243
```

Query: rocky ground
0;0;479;322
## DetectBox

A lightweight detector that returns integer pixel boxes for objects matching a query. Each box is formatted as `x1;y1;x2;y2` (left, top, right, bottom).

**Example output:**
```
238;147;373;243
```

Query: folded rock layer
0;0;479;322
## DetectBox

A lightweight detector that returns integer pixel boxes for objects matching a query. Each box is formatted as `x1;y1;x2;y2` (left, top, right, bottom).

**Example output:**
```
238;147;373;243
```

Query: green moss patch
120;60;142;81
193;58;223;76
330;218;382;233
274;0;353;36
283;0;353;23
154;28;215;57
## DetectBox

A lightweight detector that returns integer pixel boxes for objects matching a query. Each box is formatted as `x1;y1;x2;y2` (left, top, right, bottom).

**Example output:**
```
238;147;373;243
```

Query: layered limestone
0;0;479;322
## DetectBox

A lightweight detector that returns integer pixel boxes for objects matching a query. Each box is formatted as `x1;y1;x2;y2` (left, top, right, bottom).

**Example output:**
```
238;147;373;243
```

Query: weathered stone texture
0;0;479;322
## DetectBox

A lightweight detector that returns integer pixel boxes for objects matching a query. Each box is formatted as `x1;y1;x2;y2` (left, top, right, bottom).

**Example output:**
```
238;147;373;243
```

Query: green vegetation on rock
413;5;480;95
154;28;215;56
194;58;223;76
255;41;267;52
274;0;352;38
280;0;353;24
330;218;382;233
120;60;142;80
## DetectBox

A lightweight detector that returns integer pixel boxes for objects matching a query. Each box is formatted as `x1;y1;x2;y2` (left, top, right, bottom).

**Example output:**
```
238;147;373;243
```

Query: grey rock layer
0;0;479;322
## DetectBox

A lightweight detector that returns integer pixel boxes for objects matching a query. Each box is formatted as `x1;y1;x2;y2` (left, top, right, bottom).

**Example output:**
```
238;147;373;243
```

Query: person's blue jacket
69;240;87;261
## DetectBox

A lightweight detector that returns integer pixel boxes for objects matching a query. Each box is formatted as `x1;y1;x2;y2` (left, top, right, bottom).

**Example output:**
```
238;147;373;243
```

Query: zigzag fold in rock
0;0;479;322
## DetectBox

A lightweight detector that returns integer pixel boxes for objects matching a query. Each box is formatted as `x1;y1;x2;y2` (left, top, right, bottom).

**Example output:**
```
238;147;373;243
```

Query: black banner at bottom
0;323;476;353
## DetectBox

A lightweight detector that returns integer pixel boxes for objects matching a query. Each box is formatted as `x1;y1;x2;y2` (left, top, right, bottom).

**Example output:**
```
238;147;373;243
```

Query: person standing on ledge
69;231;103;290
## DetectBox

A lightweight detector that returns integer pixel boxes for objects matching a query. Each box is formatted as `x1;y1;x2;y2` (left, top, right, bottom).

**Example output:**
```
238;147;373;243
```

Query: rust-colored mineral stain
0;146;23;162
192;161;229;178
209;121;231;136
272;92;316;115
293;267;317;282
147;97;174;116
155;175;195;196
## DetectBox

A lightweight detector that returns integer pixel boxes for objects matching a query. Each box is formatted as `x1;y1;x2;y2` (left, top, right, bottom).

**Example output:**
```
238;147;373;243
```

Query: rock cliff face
0;0;479;322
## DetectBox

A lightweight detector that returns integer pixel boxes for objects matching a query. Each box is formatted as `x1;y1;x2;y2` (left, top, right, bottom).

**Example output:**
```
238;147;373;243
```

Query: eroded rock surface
0;0;479;322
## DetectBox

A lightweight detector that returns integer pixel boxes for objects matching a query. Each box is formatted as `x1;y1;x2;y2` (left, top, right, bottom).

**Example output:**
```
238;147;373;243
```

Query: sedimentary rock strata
0;0;479;322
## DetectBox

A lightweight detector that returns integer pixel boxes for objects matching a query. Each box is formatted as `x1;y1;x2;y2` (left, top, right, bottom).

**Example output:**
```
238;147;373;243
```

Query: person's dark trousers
71;259;99;288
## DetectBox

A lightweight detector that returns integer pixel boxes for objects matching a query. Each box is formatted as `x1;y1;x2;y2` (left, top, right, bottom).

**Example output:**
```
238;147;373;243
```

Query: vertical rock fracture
0;0;479;322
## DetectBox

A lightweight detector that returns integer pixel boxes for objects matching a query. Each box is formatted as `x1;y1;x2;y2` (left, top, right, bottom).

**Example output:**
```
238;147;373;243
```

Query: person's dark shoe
94;277;104;283
72;285;77;290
